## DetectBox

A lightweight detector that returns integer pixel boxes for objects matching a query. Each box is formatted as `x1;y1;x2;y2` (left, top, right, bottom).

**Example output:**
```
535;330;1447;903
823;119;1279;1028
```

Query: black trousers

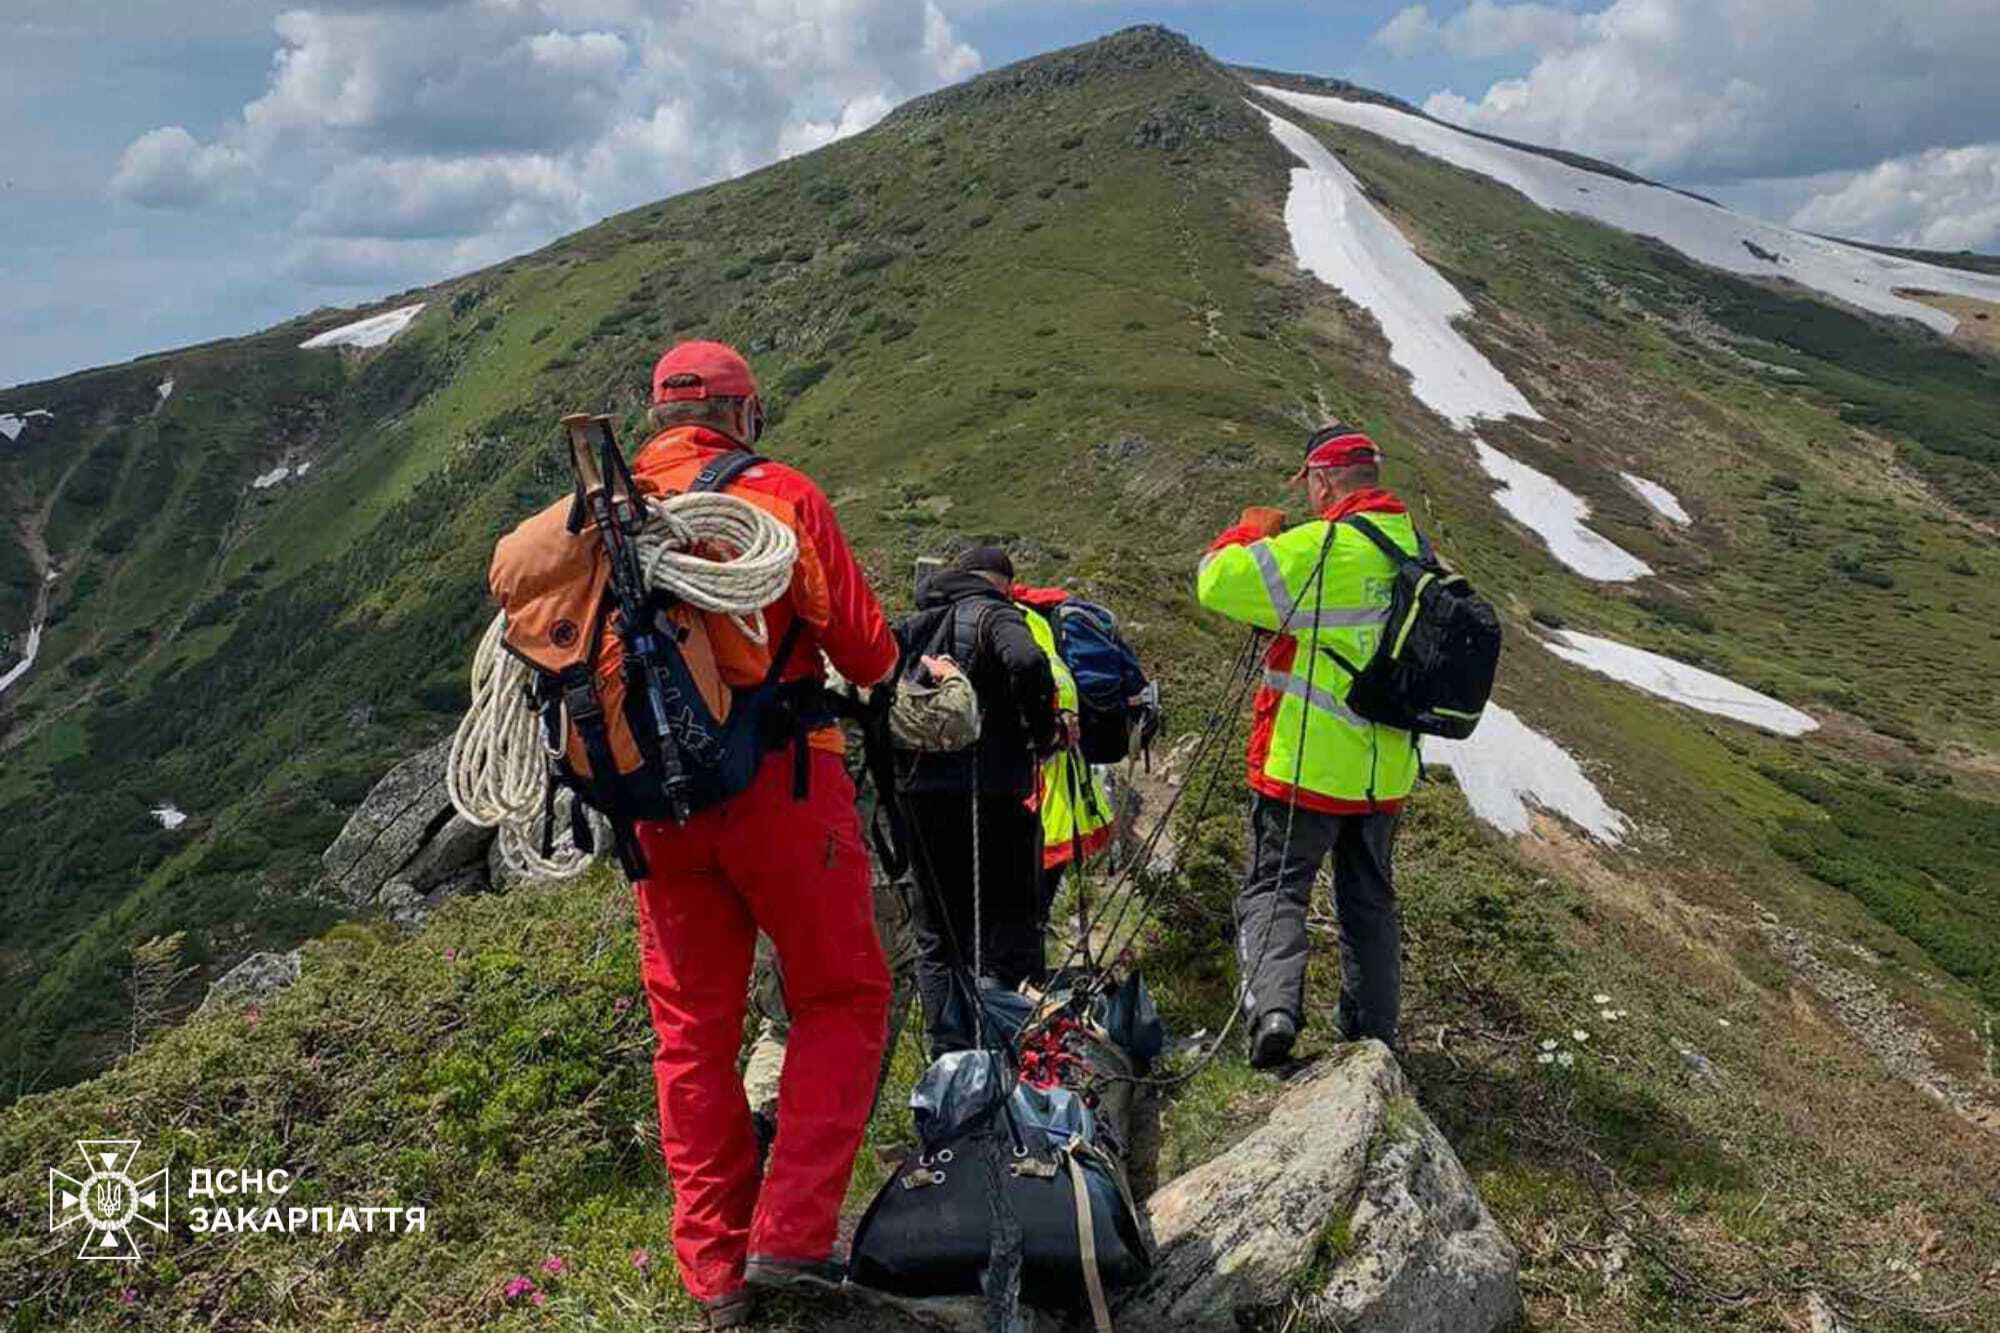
900;790;1044;1056
1235;795;1402;1046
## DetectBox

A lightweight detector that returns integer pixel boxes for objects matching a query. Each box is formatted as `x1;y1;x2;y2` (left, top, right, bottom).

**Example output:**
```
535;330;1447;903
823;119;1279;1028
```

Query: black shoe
700;1288;755;1329
1249;1011;1298;1069
743;1254;847;1293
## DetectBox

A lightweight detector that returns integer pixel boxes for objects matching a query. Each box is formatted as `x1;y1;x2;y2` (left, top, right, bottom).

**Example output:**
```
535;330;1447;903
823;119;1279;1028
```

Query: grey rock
316;738;493;906
377;880;427;929
397;812;493;890
1807;1291;1854;1333
1123;1042;1520;1333
198;950;302;1015
378;866;485;930
1676;1042;1720;1087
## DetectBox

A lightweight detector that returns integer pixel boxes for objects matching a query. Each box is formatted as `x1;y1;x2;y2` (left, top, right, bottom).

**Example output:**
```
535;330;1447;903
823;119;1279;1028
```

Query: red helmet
652;340;759;404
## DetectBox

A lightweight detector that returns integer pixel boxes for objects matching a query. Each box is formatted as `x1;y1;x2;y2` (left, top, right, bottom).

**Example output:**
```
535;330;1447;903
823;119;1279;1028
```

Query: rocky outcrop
1123;1042;1520;1333
316;737;494;921
198;950;302;1015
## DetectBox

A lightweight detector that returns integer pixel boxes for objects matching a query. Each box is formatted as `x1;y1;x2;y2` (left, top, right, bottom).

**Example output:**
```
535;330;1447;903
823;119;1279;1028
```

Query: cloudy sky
5;0;1997;388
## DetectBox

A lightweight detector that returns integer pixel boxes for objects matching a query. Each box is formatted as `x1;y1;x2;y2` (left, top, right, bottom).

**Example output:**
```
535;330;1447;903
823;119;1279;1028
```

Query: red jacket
634;425;898;695
1206;488;1410;816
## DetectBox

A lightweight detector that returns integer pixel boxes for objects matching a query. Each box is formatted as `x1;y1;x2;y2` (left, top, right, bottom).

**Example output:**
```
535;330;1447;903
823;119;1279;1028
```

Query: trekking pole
560;413;692;822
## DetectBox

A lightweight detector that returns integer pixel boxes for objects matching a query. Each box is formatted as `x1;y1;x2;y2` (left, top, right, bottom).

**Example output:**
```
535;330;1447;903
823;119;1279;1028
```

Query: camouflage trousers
742;864;922;1119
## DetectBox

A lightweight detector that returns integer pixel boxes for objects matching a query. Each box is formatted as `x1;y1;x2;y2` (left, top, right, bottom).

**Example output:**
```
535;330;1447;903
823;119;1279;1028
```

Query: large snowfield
1542;630;1818;736
1256;105;1539;431
1257;86;2000;335
299;302;426;351
1424;703;1628;843
1258;105;1653;584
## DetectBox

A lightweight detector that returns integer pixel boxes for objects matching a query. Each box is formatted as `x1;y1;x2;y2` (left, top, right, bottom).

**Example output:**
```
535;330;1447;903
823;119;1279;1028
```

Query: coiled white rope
447;489;797;882
634;491;796;643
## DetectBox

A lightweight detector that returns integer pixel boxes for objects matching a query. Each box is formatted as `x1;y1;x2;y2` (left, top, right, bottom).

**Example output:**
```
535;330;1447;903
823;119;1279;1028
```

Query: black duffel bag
848;1052;1151;1326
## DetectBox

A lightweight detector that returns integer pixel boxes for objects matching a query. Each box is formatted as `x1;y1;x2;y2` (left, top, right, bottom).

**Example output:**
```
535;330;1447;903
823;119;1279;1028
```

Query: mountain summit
2;26;1997;1331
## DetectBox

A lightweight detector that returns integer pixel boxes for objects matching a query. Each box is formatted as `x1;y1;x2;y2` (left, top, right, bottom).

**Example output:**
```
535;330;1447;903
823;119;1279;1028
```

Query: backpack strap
1340;513;1428;566
690;450;768;494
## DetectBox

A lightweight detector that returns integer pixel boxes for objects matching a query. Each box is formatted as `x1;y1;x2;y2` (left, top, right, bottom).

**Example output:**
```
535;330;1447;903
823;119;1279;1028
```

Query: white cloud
1374;5;1437;58
1372;1;1582;61
1417;1;2000;183
107;0;983;289
1788;144;2000;252
109;127;250;207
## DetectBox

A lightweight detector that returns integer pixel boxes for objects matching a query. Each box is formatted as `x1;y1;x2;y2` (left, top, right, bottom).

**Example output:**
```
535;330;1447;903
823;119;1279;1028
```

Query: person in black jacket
894;546;1061;1056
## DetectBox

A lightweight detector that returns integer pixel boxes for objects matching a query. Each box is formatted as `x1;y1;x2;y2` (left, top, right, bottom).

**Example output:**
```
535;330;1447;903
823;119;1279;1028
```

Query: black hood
915;568;1009;611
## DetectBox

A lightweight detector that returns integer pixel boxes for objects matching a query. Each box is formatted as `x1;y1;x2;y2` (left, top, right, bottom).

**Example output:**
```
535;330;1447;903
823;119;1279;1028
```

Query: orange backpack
487;436;819;876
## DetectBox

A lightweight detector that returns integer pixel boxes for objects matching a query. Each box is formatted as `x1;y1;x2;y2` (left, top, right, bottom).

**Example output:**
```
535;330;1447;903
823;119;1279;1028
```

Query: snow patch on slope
0;619;43;696
1256;86;2000;335
151;804;188;830
1541;630;1818;736
251;466;292;490
299;302;425;351
0;409;55;442
157;377;175;403
1425;703;1627;843
1256;104;1538;429
1258;104;1649;583
1475;442;1651;581
1620;472;1691;525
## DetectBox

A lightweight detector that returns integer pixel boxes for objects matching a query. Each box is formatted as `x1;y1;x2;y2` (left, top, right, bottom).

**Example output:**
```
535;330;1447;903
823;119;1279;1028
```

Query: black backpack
1321;516;1500;740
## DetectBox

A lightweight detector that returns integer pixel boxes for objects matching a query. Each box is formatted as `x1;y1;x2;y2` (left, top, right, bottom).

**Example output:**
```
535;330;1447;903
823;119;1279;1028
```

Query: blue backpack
1051;599;1157;764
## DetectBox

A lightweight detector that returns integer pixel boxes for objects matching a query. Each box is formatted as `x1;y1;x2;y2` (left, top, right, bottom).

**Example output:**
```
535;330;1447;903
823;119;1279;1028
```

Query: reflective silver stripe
1251;542;1291;618
1261;669;1367;727
1296;606;1389;630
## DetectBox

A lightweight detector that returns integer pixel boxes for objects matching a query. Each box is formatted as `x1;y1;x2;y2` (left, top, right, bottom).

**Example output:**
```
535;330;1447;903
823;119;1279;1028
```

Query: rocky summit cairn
1125;1042;1521;1332
315;736;495;922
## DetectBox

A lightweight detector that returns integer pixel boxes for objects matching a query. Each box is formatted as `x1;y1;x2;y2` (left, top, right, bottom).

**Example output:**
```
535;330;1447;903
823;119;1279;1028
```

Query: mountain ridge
3;24;1998;1330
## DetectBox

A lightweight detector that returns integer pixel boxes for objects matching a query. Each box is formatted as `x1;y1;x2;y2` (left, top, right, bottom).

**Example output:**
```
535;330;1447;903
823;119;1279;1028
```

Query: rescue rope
634;491;796;643
446;489;798;881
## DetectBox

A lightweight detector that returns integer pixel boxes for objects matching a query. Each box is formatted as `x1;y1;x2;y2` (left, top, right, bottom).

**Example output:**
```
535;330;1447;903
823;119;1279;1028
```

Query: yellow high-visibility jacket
1021;605;1116;868
1195;496;1420;813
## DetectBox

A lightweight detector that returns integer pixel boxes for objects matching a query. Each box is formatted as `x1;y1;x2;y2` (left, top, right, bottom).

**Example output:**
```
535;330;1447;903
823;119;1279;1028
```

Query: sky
5;0;1998;389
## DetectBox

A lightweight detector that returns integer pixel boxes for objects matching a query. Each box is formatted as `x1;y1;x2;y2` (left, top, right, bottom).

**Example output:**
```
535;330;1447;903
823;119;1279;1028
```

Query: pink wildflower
540;1255;565;1277
630;1248;651;1270
502;1276;536;1302
117;1289;138;1306
613;995;633;1013
444;947;458;961
243;1006;261;1027
531;1291;546;1307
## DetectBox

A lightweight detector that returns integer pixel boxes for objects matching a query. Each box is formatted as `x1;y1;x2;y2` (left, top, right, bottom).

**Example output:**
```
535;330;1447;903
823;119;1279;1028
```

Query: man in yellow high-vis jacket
1195;424;1419;1068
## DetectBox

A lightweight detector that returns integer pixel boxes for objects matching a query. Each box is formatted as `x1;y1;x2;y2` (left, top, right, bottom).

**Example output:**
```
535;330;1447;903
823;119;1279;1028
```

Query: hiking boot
1249;1011;1297;1070
700;1288;755;1329
743;1254;847;1293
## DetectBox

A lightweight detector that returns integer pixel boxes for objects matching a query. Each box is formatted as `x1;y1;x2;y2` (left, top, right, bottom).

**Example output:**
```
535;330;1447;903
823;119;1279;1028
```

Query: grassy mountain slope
3;24;1997;1331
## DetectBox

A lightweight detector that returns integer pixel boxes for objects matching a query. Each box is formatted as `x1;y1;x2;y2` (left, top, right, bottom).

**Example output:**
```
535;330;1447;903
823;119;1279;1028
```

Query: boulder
378;866;486;930
316;738;494;906
198;950;302;1015
1123;1042;1520;1333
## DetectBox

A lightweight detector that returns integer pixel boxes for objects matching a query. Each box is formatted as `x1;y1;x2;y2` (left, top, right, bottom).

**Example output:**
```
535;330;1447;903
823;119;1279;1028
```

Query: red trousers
632;748;890;1302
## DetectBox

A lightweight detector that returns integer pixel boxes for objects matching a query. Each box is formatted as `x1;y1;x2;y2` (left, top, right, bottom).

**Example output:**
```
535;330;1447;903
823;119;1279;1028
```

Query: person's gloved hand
1239;505;1286;538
